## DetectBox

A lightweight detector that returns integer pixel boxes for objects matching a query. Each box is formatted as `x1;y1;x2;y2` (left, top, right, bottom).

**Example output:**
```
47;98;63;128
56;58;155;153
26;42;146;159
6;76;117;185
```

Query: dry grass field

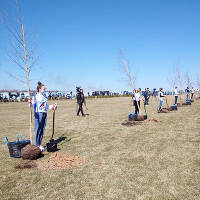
0;96;200;200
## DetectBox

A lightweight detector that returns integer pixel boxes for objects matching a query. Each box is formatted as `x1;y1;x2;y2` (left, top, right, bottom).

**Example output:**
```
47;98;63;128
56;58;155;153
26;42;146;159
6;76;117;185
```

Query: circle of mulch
15;160;37;169
37;152;84;170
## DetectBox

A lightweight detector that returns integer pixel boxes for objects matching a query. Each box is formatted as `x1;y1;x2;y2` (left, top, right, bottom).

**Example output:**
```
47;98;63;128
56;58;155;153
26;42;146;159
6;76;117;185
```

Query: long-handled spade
46;105;58;152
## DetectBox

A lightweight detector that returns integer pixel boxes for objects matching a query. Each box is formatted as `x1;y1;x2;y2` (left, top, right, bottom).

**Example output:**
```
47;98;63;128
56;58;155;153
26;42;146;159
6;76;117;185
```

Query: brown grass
0;96;200;200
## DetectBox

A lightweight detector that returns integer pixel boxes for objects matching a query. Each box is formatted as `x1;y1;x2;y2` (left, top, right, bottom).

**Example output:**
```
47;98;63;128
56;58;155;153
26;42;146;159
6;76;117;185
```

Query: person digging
29;81;57;151
133;88;141;115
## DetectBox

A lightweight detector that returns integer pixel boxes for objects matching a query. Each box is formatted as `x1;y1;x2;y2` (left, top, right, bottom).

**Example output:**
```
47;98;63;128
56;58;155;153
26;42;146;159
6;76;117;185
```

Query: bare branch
4;70;25;84
185;72;192;88
119;49;135;90
4;48;26;72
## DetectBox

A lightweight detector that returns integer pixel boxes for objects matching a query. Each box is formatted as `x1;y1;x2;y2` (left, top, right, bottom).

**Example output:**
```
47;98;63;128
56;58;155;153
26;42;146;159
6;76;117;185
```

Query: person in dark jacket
77;89;87;116
143;88;150;105
185;87;190;101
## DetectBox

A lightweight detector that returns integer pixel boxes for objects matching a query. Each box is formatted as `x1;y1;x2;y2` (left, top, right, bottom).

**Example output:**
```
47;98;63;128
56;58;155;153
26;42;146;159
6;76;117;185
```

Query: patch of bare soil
121;121;142;126
15;160;37;169
37;152;84;170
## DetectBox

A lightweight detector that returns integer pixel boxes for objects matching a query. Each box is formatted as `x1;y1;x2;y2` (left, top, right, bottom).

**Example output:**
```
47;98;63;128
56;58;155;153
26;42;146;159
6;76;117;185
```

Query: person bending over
133;88;141;115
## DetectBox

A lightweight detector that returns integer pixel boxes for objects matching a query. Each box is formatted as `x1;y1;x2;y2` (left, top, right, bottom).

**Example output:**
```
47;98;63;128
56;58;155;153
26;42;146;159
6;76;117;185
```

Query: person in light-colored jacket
30;82;57;151
174;86;180;105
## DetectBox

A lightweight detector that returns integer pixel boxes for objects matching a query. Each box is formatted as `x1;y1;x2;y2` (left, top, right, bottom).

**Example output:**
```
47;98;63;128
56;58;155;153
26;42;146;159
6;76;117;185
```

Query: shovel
46;106;58;152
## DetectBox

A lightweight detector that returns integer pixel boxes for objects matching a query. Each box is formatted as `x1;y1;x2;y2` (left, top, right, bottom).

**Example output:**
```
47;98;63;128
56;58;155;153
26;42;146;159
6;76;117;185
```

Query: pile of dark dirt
37;152;84;170
121;121;142;126
15;160;37;169
21;144;42;160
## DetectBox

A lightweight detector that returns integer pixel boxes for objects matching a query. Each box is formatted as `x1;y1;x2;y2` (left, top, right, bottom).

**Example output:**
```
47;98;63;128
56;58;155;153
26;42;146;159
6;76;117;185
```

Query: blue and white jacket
31;93;53;113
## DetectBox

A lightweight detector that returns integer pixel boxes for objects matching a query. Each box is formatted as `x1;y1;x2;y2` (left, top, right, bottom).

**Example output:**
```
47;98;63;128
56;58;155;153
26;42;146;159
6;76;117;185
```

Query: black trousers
175;96;178;104
134;100;140;114
77;103;84;116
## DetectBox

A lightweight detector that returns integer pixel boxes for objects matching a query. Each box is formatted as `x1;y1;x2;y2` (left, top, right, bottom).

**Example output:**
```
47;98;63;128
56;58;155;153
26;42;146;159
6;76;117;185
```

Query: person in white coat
174;86;180;105
133;88;141;115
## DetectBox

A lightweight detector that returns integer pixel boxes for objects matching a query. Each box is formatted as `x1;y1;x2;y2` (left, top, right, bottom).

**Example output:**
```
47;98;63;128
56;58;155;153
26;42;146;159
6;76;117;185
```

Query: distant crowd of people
132;86;199;114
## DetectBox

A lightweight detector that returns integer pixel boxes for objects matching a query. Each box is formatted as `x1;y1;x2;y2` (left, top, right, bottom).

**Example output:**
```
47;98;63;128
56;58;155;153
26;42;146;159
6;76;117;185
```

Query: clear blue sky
0;0;200;92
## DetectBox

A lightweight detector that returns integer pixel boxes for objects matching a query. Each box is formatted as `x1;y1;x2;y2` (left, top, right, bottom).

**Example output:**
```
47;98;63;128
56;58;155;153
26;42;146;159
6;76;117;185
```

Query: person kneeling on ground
77;89;87;116
133;88;141;115
158;88;165;111
29;81;57;151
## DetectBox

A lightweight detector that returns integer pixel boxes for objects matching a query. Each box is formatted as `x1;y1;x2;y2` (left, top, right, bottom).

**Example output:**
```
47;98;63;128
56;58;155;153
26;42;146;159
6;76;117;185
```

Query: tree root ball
158;108;169;113
21;144;41;160
135;115;147;121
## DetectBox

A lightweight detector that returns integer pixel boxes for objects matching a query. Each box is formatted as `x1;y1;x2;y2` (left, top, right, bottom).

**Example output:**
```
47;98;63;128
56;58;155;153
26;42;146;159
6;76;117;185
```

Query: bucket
5;137;30;158
170;105;177;110
186;99;191;105
128;113;138;121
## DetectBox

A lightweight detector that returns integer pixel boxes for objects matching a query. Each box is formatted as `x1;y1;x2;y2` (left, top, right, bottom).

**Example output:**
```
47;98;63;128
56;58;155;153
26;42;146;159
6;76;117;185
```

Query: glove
52;103;57;111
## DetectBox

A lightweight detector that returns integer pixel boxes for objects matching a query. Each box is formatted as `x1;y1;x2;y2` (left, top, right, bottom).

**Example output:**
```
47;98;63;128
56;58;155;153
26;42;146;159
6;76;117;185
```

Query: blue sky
0;0;200;92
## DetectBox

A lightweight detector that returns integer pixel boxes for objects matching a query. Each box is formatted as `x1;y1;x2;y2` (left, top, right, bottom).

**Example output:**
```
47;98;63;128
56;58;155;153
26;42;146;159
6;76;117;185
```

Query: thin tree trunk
21;24;32;144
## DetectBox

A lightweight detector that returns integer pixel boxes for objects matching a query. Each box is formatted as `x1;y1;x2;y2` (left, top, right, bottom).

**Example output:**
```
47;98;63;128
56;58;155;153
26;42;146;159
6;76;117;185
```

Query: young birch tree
0;0;39;143
175;66;184;105
119;49;136;91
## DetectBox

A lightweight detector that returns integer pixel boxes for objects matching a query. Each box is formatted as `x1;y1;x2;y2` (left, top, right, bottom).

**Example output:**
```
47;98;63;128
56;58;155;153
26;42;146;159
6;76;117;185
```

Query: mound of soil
15;160;37;169
121;121;142;126
37;152;84;170
21;144;42;160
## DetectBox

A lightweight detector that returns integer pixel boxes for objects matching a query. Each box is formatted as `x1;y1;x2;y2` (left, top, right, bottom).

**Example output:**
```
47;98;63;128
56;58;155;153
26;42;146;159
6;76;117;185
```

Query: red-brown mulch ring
37;152;84;170
121;121;142;126
15;160;37;169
